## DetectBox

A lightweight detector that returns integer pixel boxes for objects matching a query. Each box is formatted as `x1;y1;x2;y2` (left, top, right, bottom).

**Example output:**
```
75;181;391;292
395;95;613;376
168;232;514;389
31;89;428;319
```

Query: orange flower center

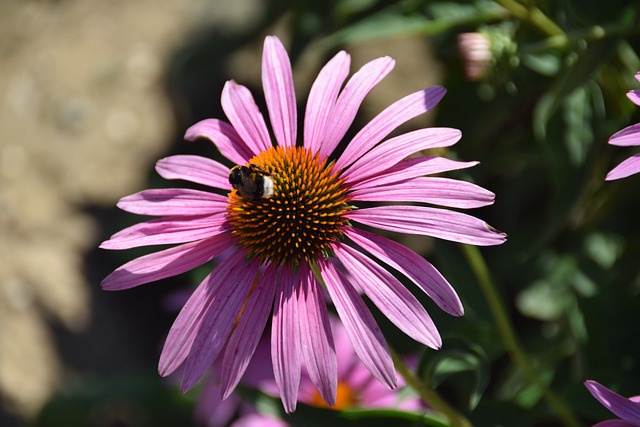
226;146;351;266
308;380;358;410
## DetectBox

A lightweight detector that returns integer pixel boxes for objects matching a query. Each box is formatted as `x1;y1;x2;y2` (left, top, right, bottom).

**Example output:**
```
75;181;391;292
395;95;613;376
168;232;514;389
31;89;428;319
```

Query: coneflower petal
156;155;231;190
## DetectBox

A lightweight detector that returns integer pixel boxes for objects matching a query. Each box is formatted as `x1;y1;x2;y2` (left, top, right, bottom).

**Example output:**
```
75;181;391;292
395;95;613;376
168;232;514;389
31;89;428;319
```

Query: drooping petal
304;51;351;155
334;243;441;349
319;259;396;389
349;156;479;191
628;88;640;106
117;189;227;216
350;177;495;209
158;249;243;377
342;128;461;184
606;153;640;181
347;205;506;246
585;380;640;423
100;214;227;249
185;118;253;165
181;255;259;392
345;227;463;316
297;263;337;406
334;86;447;171
222;81;273;154
321;57;396;158
263;36;297;148
220;266;277;399
609;123;640;147
156;155;231;191
102;234;236;291
272;267;301;413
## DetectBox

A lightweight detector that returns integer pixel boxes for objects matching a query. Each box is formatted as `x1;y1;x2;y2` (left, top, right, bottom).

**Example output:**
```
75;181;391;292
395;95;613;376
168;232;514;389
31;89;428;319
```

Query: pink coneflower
585;380;640;426
606;72;640;180
196;316;422;427
101;35;506;412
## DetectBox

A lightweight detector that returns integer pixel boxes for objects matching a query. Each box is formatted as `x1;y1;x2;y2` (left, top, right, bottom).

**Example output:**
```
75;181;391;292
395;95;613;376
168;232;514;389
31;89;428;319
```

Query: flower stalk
495;0;565;38
460;245;581;427
390;348;473;427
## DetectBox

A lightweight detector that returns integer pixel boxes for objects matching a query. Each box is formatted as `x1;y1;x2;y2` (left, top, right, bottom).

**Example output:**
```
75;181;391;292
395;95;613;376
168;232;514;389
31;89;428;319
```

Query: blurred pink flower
606;72;640;180
457;32;492;81
585;380;640;426
197;316;422;427
101;35;505;412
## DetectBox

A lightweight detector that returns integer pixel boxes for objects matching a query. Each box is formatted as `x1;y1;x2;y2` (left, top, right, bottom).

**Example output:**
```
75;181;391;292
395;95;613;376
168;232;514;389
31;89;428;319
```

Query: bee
228;164;274;201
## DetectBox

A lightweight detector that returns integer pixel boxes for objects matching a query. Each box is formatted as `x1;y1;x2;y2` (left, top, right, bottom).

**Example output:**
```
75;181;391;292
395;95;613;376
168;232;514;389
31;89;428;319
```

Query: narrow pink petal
320;57;395;159
100;214;227;249
304;51;351;154
272;267;301;413
319;259;396;389
347;206;506;246
185;118;253;165
220;266;277;399
585;380;640;423
156;155;231;190
334;243;441;349
222;81;272;154
609;123;640;147
117;189;227;216
606;153;640;180
627;89;640;106
158;273;214;377
158;248;243;376
181;256;259;392
350;177;495;209
263;36;297;148
101;234;236;290
345;227;463;316
334;86;447;171
297;263;337;406
349;156;479;191
342;128;461;184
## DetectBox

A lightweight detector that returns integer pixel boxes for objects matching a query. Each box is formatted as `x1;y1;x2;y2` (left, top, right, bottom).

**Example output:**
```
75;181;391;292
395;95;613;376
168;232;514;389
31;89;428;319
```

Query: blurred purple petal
585;380;640;423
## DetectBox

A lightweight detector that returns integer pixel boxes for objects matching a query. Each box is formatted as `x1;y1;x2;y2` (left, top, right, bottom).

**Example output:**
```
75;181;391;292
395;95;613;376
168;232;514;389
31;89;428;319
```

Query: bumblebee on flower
100;35;506;412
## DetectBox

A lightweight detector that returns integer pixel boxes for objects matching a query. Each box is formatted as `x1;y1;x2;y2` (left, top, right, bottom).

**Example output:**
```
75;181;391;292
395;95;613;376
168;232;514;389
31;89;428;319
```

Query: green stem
496;0;565;38
390;348;473;427
460;245;582;427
